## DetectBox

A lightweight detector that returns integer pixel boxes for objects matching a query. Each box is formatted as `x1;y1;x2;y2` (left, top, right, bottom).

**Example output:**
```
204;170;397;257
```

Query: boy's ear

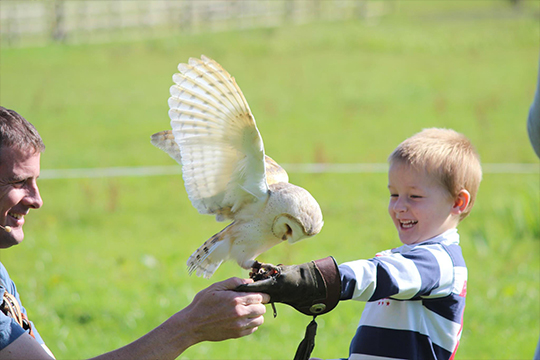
452;189;471;214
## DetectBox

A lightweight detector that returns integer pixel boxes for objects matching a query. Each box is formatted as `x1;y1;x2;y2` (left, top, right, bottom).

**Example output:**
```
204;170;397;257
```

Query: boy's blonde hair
388;128;482;221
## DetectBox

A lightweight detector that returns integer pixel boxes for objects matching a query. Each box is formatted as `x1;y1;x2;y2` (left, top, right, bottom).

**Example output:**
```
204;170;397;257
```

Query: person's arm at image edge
528;58;540;158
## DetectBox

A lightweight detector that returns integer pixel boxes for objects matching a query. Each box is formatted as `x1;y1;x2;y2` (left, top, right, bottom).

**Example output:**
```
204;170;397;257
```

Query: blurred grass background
1;0;539;359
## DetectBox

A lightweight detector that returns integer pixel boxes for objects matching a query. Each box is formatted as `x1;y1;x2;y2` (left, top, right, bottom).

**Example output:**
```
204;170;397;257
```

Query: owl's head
268;182;324;244
272;213;324;244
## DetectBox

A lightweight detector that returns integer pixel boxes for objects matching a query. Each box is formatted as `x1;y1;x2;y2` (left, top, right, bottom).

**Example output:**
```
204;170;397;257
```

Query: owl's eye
285;224;293;237
282;224;293;240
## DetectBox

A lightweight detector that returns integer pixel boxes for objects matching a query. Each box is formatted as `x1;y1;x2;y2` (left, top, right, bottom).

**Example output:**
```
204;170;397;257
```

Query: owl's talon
249;262;280;281
251;261;263;272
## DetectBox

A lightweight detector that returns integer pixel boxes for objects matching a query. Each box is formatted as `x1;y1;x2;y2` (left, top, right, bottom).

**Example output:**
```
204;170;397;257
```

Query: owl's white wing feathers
169;55;268;219
180;56;249;114
151;130;288;187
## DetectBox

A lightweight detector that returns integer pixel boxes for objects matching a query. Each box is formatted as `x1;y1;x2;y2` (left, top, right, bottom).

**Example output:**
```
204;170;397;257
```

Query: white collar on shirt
395;228;460;254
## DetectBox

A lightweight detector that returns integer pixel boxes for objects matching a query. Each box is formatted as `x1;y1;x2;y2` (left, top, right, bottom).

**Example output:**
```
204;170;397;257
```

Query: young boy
338;127;482;359
238;128;482;360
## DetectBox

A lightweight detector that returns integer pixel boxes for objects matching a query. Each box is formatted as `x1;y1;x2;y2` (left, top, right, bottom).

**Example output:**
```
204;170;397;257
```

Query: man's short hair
0;106;45;157
388;128;482;220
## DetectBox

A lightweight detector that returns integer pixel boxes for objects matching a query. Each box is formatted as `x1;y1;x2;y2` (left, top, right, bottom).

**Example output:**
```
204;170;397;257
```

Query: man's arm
0;277;269;360
91;277;268;360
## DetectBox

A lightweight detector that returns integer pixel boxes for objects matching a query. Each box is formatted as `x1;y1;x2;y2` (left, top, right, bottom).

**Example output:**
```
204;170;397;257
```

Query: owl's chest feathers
228;190;284;247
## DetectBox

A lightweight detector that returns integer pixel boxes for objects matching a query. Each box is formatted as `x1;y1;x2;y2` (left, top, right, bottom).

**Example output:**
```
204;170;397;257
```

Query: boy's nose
392;198;407;213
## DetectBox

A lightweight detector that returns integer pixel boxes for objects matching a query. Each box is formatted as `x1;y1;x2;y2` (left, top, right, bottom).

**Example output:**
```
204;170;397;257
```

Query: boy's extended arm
341;244;460;302
237;244;458;312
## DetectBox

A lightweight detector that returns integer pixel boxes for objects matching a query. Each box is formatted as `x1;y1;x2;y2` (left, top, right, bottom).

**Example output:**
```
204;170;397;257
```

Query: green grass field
1;1;539;359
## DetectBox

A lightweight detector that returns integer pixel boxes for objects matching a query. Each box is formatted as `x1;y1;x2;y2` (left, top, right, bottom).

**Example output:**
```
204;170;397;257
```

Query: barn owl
151;55;323;278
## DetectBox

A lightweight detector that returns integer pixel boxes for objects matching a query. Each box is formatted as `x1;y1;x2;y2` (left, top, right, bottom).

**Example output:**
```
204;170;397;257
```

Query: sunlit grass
5;172;538;359
0;1;538;359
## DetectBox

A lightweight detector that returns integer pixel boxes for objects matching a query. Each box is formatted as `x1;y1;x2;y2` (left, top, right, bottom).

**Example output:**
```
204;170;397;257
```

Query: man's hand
182;277;270;343
235;257;341;316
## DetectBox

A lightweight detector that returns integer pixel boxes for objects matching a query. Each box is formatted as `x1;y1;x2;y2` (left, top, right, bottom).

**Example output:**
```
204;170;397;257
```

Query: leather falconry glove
235;256;341;316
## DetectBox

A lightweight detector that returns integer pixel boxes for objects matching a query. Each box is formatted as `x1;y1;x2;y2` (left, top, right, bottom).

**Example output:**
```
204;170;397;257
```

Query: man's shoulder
0;261;9;276
0;262;12;289
0;262;20;301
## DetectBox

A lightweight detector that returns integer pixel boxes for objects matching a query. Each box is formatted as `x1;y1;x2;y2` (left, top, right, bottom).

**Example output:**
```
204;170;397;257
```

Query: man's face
0;146;43;248
387;161;459;245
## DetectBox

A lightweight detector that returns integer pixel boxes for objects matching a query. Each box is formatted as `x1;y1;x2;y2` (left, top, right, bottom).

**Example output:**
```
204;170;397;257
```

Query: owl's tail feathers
187;228;231;279
188;258;223;279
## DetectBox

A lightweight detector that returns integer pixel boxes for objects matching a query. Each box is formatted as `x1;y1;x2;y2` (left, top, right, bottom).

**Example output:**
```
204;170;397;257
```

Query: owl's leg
239;259;259;270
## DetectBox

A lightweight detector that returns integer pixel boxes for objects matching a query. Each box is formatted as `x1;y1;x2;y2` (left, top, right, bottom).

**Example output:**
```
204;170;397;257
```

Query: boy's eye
410;195;423;199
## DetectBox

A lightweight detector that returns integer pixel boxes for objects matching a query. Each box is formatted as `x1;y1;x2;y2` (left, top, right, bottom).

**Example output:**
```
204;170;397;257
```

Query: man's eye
12;180;26;187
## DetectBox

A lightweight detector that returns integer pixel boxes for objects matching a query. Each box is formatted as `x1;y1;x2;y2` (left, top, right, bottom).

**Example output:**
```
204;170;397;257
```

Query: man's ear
452;189;471;214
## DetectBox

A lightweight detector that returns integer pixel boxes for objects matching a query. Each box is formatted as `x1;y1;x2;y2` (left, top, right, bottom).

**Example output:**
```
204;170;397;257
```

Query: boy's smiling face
387;161;464;245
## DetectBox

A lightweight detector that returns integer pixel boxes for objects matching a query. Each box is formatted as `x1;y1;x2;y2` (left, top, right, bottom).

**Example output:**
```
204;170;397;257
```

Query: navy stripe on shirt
367;248;441;302
422;294;466;323
368;260;399;301
442;243;467;268
401;248;441;297
349;325;452;360
340;264;358;300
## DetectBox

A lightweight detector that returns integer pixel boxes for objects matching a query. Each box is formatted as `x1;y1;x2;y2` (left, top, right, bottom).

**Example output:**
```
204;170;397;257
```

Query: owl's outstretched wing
168;55;269;220
151;130;289;187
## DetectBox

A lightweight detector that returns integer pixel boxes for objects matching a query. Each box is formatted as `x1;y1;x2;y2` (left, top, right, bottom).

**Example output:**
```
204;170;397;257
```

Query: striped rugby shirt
339;229;467;360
